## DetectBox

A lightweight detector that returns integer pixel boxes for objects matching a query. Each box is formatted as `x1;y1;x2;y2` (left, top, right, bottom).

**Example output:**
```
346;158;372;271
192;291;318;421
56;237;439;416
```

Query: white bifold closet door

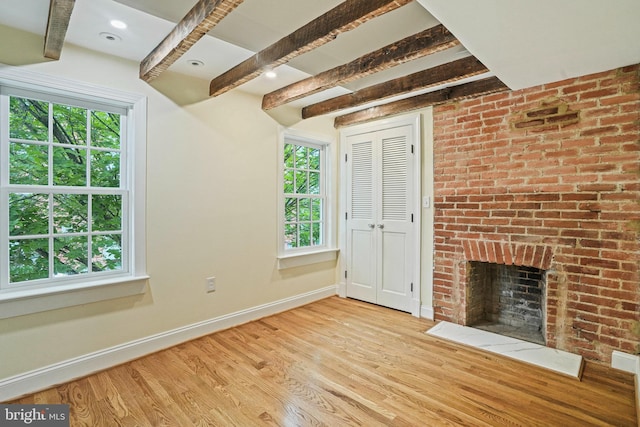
345;124;415;313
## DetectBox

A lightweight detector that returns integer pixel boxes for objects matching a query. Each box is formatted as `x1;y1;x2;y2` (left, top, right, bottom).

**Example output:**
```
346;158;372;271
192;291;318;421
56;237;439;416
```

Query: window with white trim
279;133;333;257
0;72;146;304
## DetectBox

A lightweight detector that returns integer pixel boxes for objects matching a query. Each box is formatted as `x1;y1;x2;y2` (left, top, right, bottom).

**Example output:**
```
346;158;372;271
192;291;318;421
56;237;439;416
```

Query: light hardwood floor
9;296;637;426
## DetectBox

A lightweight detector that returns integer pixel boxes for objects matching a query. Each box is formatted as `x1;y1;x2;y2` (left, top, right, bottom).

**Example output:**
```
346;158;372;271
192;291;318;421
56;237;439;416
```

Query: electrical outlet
206;276;216;293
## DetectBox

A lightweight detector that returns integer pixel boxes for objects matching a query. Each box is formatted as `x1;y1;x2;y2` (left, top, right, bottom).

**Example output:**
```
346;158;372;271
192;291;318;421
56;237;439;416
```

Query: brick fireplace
432;64;640;363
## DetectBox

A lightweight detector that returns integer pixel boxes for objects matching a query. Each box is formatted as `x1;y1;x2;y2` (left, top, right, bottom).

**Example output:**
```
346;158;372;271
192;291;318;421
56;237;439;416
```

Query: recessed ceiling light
110;20;127;30
187;59;205;67
99;32;121;42
265;70;277;79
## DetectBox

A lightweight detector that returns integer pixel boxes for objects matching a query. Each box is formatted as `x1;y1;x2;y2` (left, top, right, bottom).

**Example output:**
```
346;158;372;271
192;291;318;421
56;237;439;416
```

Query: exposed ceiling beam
302;56;488;119
209;0;413;97
140;0;244;82
261;24;460;110
43;0;76;60
334;76;508;127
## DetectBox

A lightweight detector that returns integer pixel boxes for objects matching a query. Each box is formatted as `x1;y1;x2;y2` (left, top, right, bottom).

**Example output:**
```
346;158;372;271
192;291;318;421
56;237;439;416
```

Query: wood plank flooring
9;296;637;426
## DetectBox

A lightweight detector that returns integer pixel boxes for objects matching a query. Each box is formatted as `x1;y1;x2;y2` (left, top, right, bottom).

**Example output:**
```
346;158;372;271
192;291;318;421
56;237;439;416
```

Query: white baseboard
636;356;640;427
411;298;421;318
611;351;640;426
0;285;337;402
612;350;639;374
421;304;434;320
636;373;639;427
337;282;346;298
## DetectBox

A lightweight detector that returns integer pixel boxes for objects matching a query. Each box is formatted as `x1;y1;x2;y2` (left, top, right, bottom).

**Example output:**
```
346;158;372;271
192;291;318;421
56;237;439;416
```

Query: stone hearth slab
427;321;583;379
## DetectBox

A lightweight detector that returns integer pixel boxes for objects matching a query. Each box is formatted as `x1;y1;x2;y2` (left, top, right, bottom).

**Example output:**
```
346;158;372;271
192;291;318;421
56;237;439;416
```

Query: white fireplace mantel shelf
427;321;584;379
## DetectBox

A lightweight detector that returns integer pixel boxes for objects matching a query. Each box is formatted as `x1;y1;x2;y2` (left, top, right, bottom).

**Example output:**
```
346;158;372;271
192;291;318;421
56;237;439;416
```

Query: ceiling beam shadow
43;0;76;60
209;0;413;97
140;0;244;82
261;24;460;111
334;76;509;127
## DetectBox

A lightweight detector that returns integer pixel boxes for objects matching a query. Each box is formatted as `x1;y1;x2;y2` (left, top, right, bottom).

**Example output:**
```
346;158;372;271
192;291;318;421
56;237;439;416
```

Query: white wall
0;43;338;381
420;108;435;318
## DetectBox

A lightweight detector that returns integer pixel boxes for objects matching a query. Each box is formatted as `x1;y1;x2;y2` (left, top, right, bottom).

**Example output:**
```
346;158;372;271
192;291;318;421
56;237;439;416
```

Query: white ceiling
110;0;478;105
417;0;640;90
0;0;638;111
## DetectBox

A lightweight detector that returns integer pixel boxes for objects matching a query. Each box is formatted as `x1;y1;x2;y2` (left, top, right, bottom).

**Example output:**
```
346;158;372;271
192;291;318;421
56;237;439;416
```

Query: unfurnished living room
0;0;638;425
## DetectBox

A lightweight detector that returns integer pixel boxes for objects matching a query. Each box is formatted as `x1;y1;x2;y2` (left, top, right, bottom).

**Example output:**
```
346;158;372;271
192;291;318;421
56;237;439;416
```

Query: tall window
1;83;141;293
281;135;328;252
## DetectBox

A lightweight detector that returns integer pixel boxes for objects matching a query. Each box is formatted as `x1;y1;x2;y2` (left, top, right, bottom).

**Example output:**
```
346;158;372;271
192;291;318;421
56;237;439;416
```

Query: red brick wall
432;64;640;363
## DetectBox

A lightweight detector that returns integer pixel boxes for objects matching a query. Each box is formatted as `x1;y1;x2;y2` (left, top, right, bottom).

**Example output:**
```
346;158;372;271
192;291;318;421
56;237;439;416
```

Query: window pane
299;223;310;247
10;238;49;283
309;147;320;170
91;150;120;187
54;194;88;233
309;171;320;195
92;234;122;272
284;143;295;168
295;145;307;169
284;197;297;222
282;139;326;252
53;147;87;186
91;111;120;149
283;169;294;194
285;224;297;248
9;193;49;236
299;198;310;221
9;97;48;141
54;236;89;276
312;222;322;246
9;142;48;185
53;104;87;145
3;87;135;290
93;195;122;232
311;199;322;221
295;170;308;194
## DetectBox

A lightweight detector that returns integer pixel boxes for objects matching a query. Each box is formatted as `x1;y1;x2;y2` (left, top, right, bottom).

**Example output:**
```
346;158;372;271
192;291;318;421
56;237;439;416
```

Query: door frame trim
338;113;421;317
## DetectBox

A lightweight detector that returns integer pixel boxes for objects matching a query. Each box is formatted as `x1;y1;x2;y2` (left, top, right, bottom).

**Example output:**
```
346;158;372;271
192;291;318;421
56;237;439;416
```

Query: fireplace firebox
466;261;546;345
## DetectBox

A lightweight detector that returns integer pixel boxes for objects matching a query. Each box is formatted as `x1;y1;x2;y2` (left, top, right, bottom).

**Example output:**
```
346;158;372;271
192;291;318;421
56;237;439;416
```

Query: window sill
0;275;149;319
277;248;339;269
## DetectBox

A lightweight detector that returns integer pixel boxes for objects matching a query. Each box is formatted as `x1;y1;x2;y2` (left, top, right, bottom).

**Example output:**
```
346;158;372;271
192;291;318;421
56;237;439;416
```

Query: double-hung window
278;131;336;268
0;68;147;317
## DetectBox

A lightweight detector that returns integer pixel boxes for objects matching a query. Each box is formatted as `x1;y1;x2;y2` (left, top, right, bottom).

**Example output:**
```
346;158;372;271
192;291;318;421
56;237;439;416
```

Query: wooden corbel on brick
512;99;580;131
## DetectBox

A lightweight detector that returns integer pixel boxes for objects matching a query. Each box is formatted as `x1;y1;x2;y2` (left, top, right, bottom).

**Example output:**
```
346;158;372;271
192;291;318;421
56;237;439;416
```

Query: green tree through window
5;95;124;284
283;141;324;250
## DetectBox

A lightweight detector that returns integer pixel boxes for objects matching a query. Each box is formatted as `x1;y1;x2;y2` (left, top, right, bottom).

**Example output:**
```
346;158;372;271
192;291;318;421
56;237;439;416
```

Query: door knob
377;224;384;229
368;223;375;228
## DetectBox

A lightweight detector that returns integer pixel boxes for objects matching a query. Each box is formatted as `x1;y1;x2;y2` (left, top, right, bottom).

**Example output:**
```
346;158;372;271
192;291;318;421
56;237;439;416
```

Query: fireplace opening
466;261;546;345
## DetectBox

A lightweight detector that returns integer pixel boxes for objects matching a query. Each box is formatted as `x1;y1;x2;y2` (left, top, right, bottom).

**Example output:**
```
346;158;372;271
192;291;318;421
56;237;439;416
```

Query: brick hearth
432;64;640;363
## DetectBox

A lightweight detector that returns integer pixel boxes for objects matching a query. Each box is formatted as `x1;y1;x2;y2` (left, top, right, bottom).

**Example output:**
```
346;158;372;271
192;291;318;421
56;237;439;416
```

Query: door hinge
345;153;348;162
345;270;348;279
410;282;414;292
411;213;414;223
345;212;348;220
411;144;414;154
